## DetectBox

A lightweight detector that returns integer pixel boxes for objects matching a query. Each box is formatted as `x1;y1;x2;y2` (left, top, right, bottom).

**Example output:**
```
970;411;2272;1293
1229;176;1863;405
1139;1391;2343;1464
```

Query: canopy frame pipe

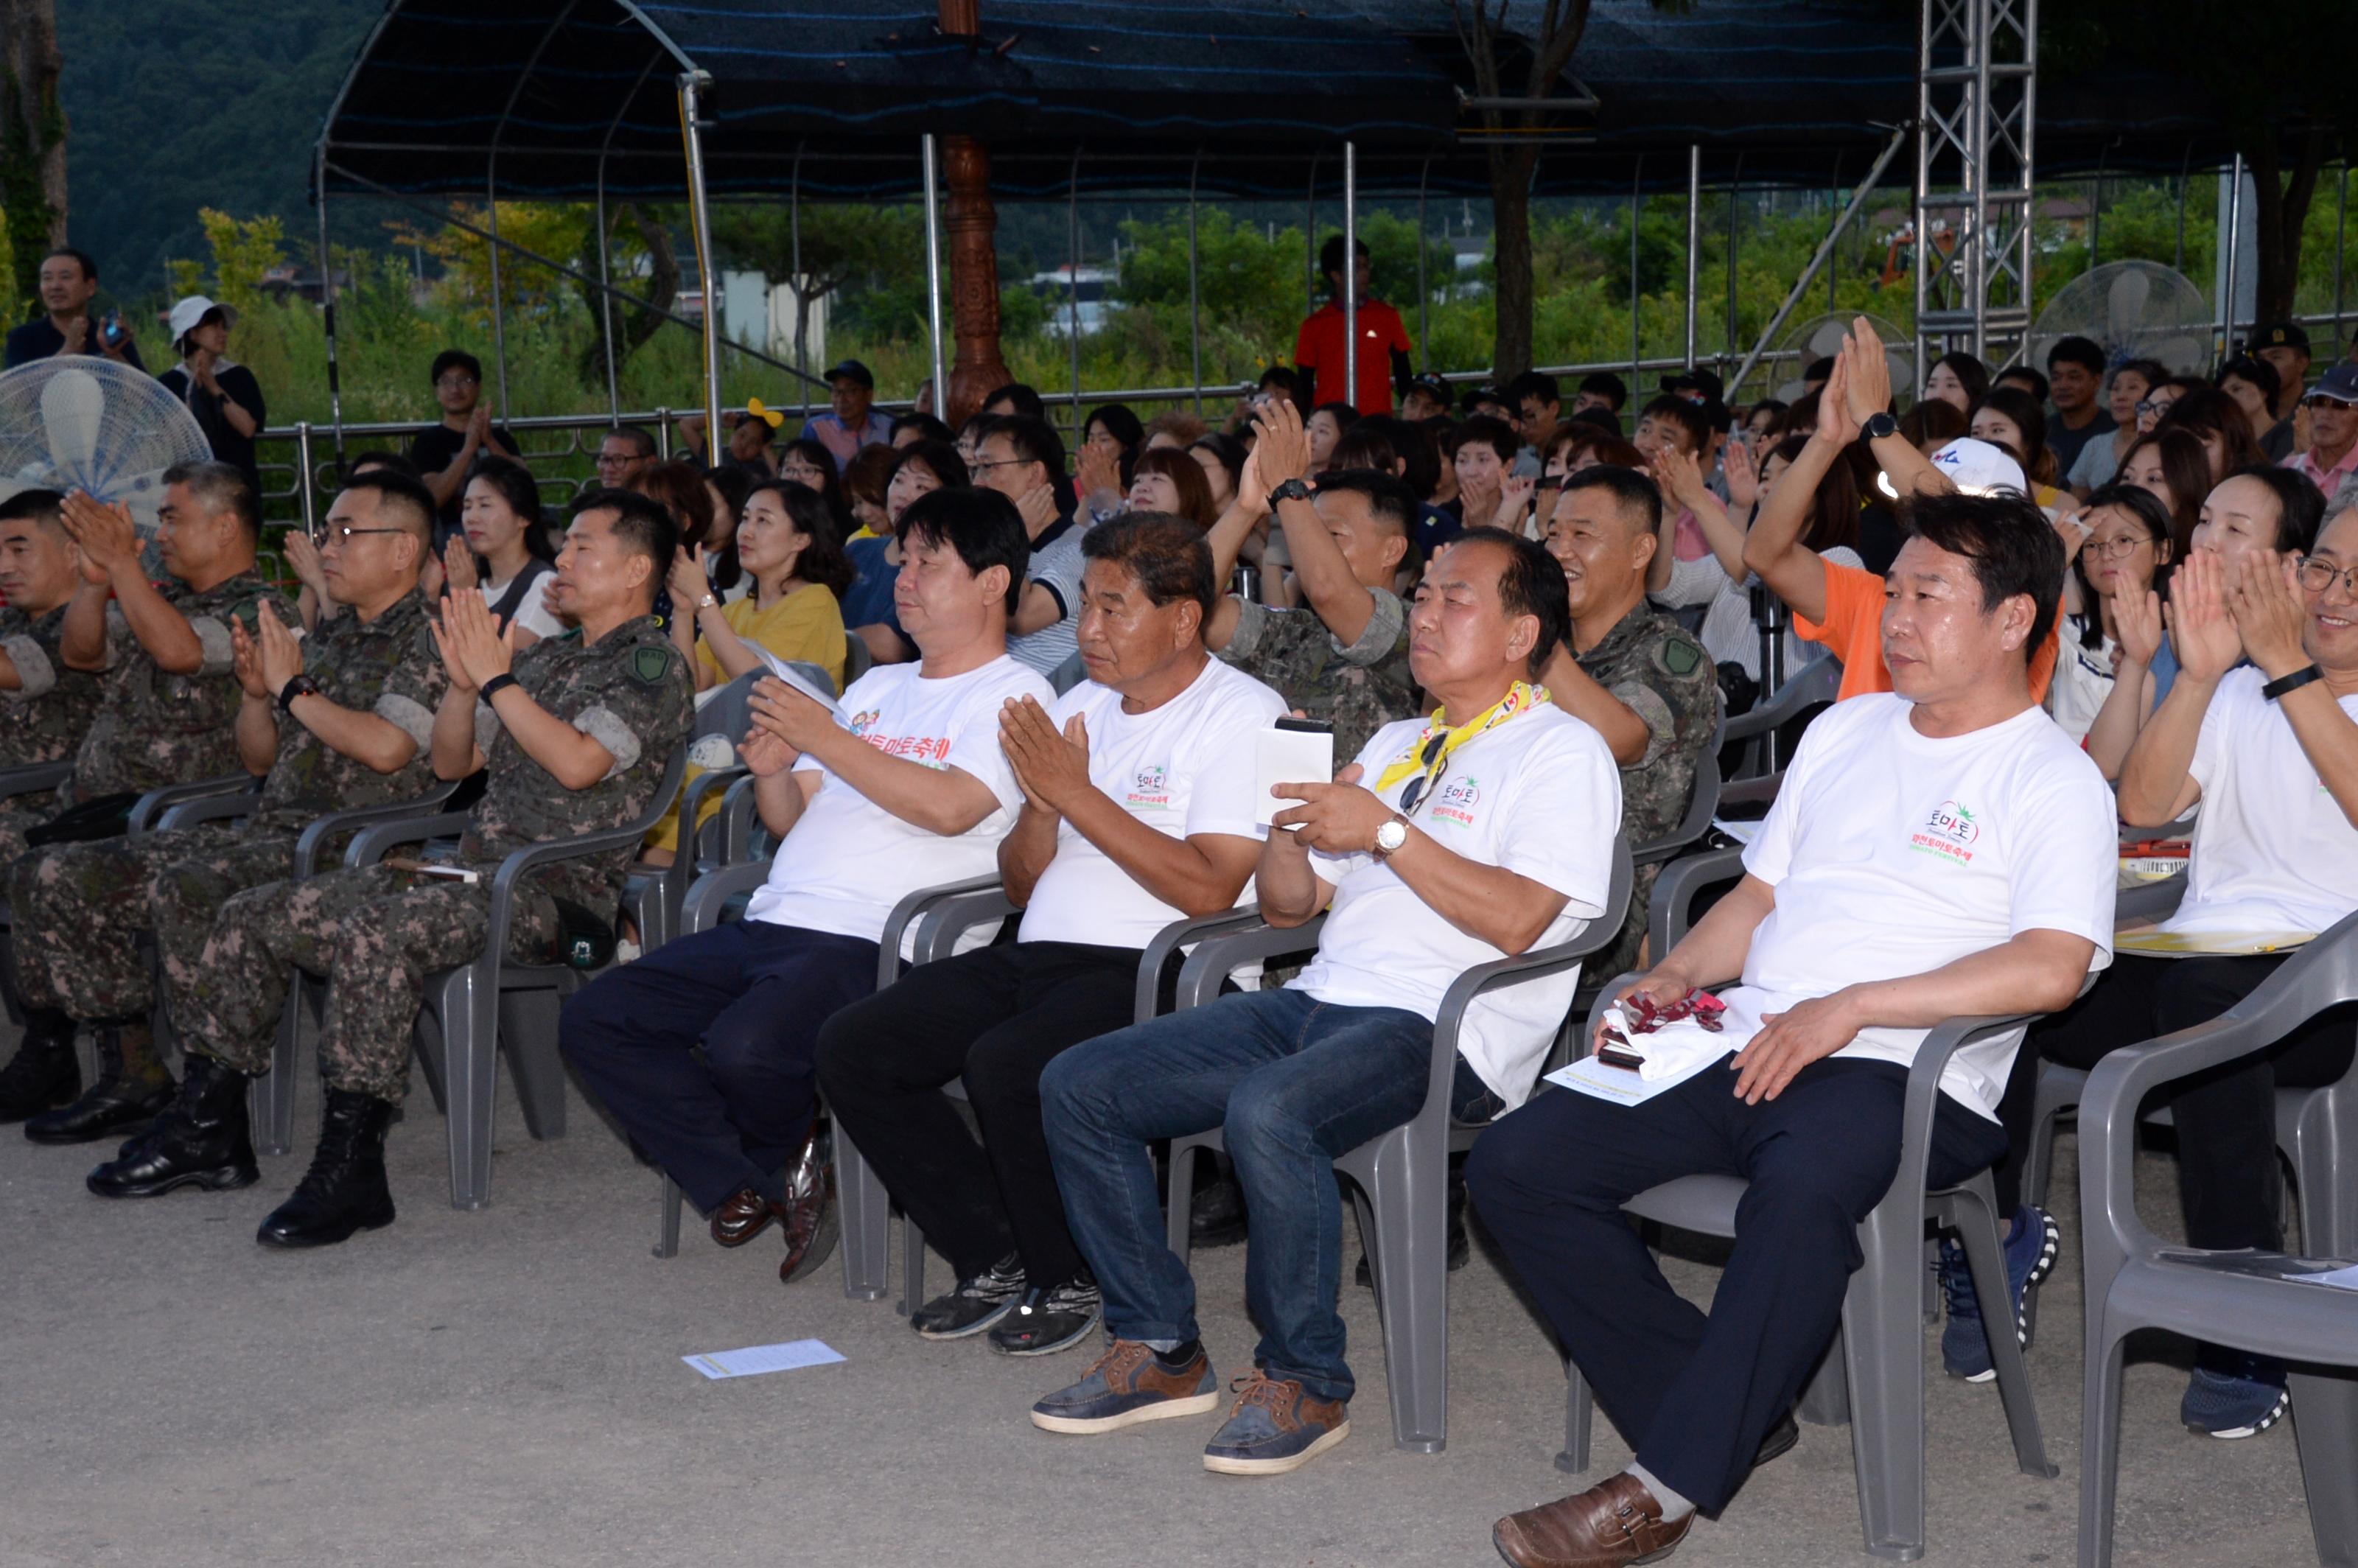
1344;140;1359;410
486;174;511;424
1684;144;1701;370
677;70;724;465
312;144;346;472
1067;150;1083;444
1724;153;1746;376
2220;153;2245;359
923;134;948;426
594;50;666;424
1727;125;1906;399
2334;161;2348;351
1416;153;1434;372
791;143;808;413
1628;156;1644;391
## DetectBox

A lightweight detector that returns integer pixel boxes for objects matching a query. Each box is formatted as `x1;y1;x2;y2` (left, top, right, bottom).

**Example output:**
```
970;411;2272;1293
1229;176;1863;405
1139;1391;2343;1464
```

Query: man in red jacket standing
1293;236;1412;418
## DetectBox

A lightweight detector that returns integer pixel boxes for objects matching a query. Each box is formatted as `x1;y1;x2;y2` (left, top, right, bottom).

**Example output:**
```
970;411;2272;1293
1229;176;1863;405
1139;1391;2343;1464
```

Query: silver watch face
1375;819;1408;852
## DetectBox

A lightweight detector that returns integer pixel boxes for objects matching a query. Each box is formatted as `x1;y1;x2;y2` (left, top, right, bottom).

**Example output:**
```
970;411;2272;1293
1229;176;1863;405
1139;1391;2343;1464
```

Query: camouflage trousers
8;827;298;1021
177;863;562;1104
0;806;46;875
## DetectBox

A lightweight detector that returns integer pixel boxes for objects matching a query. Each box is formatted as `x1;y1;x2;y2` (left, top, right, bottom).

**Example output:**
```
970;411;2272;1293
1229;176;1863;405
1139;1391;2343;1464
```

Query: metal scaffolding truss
1914;0;2038;381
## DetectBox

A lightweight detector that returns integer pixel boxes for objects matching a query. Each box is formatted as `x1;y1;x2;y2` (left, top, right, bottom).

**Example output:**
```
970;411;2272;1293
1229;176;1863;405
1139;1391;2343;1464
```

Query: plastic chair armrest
1172;914;1328;1011
343;810;475;868
1136;905;1271;1021
0;761;71;802
682;859;773;935
128;772;259;836
876;874;1011;987
292;783;461;878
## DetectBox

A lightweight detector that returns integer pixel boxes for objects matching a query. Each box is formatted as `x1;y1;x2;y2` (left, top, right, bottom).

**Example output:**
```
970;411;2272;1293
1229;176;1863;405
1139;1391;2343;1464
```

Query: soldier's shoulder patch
630;645;676;685
1658;632;1704;679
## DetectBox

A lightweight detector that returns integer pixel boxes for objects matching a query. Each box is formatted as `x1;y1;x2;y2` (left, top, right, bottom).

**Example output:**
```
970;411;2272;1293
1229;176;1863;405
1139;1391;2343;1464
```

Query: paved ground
0;1044;2326;1568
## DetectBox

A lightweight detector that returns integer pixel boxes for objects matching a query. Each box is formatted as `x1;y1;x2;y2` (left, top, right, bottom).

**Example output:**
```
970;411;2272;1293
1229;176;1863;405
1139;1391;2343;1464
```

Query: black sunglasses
1396;732;1449;815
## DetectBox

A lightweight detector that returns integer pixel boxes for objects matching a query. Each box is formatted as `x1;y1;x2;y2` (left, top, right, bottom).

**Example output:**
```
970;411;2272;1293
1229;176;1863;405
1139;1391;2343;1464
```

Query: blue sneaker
1939;1205;2060;1382
2182;1357;2289;1439
1030;1340;1218;1434
1200;1371;1350;1475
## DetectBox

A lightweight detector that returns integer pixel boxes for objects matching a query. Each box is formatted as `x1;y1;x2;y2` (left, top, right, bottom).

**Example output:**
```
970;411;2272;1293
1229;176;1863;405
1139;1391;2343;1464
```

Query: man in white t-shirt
560;489;1049;1286
1995;508;2358;1442
1029;528;1621;1479
1477;491;2116;1568
815;514;1282;1357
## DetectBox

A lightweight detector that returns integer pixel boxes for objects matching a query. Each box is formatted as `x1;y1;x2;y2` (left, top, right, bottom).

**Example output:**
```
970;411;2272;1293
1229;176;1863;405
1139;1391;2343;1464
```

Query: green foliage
1;60;66;313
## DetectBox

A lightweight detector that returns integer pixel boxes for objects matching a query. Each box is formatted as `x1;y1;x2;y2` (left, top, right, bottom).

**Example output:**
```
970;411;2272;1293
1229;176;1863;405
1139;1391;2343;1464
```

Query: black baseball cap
1407;371;1452;403
2246;322;2310;355
825;358;875;389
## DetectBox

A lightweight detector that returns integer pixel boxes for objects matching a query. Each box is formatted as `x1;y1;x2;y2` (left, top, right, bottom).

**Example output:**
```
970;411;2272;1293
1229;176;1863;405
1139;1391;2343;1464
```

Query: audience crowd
6;234;2358;1565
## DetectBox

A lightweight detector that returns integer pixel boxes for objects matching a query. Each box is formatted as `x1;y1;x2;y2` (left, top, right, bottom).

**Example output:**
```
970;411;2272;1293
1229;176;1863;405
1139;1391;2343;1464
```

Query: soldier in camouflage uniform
1542;467;1719;979
91;489;693;1251
10;473;447;1146
0;489;105;779
0;463;283;1124
1203;407;1426;759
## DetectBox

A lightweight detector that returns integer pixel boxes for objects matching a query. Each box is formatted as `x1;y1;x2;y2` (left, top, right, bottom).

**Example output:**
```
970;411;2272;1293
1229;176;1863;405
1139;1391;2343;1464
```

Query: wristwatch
1863;411;1900;441
276;673;321;713
1372;814;1410;860
1269;477;1315;506
696;592;718;612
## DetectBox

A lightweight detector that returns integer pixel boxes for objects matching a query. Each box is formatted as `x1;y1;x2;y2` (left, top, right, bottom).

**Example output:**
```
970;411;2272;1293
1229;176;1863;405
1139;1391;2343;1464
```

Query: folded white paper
682;1338;846;1380
1255;725;1336;827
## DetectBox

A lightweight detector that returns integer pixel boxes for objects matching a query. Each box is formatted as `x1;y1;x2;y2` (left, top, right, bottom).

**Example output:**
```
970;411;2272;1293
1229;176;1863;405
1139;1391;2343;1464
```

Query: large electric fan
2026;260;2212;377
1766;311;1914;405
0;358;211;536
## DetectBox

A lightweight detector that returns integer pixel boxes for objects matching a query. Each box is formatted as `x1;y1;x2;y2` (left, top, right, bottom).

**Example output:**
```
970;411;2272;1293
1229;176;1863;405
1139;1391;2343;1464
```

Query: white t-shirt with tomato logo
744;654;1052;945
1293;703;1623;1109
1736;693;2118;1119
1018;656;1287;948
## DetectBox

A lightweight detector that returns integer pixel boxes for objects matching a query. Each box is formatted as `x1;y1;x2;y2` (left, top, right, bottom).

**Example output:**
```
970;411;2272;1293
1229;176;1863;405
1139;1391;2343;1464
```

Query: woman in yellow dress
642;479;853;864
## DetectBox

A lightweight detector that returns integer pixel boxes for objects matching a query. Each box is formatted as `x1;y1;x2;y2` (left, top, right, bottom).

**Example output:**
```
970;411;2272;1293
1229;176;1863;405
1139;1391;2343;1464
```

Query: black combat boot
27;1021;175;1144
0;1008;80;1123
85;1053;259;1197
256;1089;396;1249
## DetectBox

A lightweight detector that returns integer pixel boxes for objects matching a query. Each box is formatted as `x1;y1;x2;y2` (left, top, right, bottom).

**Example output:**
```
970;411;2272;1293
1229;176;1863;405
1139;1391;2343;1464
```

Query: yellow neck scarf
1375;679;1550;802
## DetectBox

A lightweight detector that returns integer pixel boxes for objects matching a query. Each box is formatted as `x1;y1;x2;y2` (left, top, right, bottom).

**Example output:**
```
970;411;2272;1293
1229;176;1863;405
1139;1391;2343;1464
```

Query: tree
711;203;925;374
0;0;66;312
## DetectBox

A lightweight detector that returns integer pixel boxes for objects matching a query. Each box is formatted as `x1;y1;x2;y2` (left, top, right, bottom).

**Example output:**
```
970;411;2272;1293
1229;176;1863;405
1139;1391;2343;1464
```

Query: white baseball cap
167;295;234;346
1878;435;2027;501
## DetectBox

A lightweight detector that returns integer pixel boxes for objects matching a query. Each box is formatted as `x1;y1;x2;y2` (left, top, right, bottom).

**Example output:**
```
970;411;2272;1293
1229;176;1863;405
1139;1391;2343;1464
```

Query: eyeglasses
2086;533;2156;561
2303;396;2357;412
1396;732;1449;816
2296;558;2358;596
968;458;1027;472
2133;397;2175;416
435;374;479;390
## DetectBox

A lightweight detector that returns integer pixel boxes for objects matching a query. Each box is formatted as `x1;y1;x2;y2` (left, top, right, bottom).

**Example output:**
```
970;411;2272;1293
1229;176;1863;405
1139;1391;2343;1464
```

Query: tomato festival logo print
1127;763;1173;811
1429;776;1480;829
1910;799;1981;864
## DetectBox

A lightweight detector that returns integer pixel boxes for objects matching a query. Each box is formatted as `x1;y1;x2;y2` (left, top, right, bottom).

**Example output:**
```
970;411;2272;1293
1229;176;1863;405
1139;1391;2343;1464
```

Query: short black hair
568;486;676;593
430;349;483;387
889;438;970;496
606;424;658;458
1455;413;1521;463
1083;403;1145;451
1435;526;1571;677
161;459;261;542
889;410;956;446
1505;371;1561;408
1802;356;1837;385
982;382;1045;421
1309;400;1362;439
1309;469;1418;539
1576;371;1628;410
1637;395;1710;452
2047;335;2106;376
2223;463;2327;555
2217;354;2281;404
337;469;438;545
1560;464;1664;538
40;248;95;282
1995;364;2051;405
344;449;421;482
0;489;66;529
979;413;1066;480
1257;365;1301;396
1570;404;1624;436
1318;234;1372;276
1902;490;2065;662
1080;512;1217;623
898;486;1032;614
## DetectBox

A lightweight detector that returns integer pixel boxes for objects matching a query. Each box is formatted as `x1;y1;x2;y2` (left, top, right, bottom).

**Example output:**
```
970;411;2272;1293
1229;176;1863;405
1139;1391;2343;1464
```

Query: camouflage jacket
1217;587;1421;761
66;571;291;805
461;614;693;914
252;589;449;834
0;602;102;771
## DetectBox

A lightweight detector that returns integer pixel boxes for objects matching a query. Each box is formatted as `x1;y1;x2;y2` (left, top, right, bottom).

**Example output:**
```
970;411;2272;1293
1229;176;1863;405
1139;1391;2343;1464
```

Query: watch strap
1371;813;1411;861
478;672;521;702
2261;664;2325;702
1269;477;1315;505
276;673;319;713
1864;411;1900;441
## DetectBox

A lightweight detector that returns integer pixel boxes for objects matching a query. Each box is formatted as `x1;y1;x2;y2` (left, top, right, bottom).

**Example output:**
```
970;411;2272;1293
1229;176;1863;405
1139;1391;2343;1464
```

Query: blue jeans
1041;986;1489;1404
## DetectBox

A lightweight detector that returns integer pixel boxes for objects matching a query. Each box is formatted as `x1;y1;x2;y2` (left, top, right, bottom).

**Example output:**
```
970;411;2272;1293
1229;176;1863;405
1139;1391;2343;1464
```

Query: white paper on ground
682;1338;847;1380
1255;725;1337;827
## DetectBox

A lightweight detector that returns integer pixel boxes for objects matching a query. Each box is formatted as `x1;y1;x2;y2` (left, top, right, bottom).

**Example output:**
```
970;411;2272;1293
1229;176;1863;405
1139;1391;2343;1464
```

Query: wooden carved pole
939;0;1010;425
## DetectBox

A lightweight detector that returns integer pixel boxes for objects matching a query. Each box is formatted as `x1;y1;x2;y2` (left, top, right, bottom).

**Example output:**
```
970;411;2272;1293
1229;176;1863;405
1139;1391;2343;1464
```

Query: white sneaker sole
1202;1419;1351;1475
1031;1388;1220;1435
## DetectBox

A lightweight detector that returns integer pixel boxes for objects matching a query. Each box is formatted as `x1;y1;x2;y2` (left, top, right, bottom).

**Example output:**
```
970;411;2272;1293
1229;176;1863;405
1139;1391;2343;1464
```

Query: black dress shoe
87;1055;259;1198
1189;1174;1249;1248
0;1014;79;1123
27;1073;175;1145
257;1089;396;1248
1753;1412;1801;1469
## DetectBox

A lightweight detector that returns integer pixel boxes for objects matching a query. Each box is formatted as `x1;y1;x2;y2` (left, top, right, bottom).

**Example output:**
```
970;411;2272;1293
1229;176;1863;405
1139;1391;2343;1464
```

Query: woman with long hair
634;459;718;553
1923;351;1990;413
2156;386;2268;483
777;437;853;536
2054;484;2177;749
447;455;563;647
2115;429;2210;560
1967;387;2060;500
842;441;899;539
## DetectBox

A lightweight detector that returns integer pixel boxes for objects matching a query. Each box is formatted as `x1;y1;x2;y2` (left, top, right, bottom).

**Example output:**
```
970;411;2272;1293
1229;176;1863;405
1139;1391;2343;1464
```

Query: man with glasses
595;426;658;492
408;349;519;542
5;473;449;1149
973;415;1087;675
2285;363;2358;500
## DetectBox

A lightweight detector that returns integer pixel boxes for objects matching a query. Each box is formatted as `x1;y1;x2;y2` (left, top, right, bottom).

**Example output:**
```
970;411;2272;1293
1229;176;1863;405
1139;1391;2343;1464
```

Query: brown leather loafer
1493;1473;1693;1568
775;1138;840;1285
710;1184;786;1248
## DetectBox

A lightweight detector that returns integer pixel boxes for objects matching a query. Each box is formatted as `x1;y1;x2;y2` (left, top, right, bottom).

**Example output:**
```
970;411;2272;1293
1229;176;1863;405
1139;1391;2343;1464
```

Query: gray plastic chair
1721;649;1840;782
1631;696;1725;873
343;746;688;1210
2075;937;2358;1568
154;780;464;1156
1161;836;1634;1455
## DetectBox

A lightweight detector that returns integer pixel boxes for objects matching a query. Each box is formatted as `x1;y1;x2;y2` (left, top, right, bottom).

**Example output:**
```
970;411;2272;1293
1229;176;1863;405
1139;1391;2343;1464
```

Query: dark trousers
560;920;880;1213
1995;953;2357;1249
813;940;1143;1289
1469;1059;2007;1514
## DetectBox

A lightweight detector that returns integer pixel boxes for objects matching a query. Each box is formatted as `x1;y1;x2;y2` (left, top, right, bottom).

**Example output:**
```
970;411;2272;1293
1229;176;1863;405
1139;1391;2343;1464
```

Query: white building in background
1032;266;1110;337
677;270;831;372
